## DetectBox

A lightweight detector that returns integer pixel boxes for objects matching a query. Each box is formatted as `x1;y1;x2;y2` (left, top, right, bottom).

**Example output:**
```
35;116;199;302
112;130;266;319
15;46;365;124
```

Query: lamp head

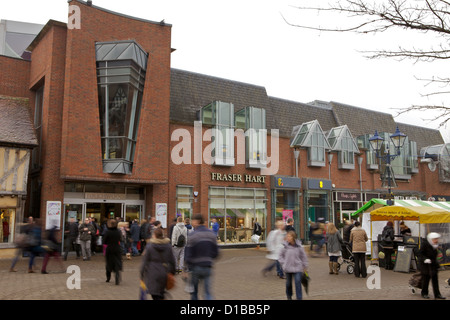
369;130;384;152
390;126;407;149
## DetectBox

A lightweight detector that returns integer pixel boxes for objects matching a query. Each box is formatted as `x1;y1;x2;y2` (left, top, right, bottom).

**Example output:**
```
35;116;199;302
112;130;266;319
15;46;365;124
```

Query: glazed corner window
327;125;359;170
235;106;267;168
95;40;148;174
290;120;330;167
201;101;235;166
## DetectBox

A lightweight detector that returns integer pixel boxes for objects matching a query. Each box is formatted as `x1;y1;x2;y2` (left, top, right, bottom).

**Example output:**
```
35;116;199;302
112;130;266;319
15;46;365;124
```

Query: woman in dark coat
380;221;395;270
103;219;123;285
140;227;175;300
419;232;446;299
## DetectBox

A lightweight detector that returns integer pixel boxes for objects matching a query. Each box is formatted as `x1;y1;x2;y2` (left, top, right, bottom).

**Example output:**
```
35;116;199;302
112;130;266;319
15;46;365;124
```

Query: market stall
368;205;450;267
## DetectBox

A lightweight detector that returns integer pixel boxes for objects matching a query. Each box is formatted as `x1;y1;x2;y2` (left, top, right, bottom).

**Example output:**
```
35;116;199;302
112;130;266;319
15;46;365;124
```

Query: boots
106;271;111;282
115;272;120;285
333;262;339;275
329;262;334;274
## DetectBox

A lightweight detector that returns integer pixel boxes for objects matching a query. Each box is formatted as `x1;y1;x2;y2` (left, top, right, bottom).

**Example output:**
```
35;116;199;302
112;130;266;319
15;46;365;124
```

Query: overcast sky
3;0;449;142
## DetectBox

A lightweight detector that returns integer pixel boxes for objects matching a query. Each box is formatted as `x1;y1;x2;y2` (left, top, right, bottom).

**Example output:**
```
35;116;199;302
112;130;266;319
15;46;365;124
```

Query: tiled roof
169;69;444;146
0;95;37;147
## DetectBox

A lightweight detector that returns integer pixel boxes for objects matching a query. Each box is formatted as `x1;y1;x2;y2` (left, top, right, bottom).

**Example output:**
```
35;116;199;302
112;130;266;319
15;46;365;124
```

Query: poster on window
46;201;61;230
282;209;293;222
156;203;167;228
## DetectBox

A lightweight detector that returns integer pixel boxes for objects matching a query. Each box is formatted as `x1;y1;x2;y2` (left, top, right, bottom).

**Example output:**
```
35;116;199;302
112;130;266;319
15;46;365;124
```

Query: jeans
263;260;284;277
285;272;303;300
190;265;213;300
80;240;91;259
132;241;139;255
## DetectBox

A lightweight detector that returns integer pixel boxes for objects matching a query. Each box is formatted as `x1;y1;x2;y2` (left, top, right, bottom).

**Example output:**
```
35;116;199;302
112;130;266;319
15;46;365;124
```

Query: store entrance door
86;202;122;222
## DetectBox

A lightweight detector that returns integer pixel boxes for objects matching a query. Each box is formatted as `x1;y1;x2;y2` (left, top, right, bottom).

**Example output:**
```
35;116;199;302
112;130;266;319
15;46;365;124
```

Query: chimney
87;0;92;6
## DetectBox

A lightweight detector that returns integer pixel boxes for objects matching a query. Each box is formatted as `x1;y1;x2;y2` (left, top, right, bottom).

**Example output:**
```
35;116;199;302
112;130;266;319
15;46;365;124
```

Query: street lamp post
369;127;407;205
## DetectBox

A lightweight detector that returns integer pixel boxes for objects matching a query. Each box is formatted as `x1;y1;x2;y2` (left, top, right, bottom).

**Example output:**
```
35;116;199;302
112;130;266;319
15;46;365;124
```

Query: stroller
337;241;355;274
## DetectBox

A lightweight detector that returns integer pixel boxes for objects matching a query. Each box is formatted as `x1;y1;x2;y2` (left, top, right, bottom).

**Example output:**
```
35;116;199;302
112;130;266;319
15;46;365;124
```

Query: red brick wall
59;1;172;191
0;56;30;98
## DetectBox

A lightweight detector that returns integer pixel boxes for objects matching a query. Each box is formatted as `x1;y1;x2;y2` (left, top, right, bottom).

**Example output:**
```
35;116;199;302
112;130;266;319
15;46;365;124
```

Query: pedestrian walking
171;216;188;273
130;219;141;256
10;217;34;272
418;232;446;299
262;220;286;279
63;218;80;260
41;225;64;274
278;231;308;300
26;218;44;273
326;223;343;275
380;221;395;270
184;213;219;300
90;217;100;255
103;219;123;285
349;221;368;278
79;218;95;261
140;227;176;300
252;219;262;249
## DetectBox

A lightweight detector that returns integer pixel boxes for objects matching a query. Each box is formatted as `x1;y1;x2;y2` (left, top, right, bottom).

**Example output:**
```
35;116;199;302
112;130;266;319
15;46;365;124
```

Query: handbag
158;250;175;290
251;234;260;243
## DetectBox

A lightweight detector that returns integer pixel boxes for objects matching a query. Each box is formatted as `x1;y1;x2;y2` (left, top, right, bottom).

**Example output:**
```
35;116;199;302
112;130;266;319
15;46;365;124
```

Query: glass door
86;202;122;223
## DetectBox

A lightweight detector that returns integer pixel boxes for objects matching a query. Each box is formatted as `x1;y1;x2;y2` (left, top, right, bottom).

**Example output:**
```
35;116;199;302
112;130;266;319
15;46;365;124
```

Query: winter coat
130;222;141;242
103;227;123;273
265;229;286;260
78;223;95;241
140;237;175;297
185;225;219;268
326;231;343;254
349;227;368;253
381;226;395;248
418;237;440;276
171;222;188;247
278;239;308;273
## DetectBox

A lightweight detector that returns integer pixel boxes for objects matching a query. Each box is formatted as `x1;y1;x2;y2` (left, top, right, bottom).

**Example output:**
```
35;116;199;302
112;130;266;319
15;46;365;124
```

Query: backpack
175;226;186;247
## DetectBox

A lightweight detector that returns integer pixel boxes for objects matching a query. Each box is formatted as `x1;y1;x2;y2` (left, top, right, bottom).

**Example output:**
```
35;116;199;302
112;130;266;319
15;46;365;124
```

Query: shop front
304;178;332;241
271;175;301;236
208;186;267;245
63;183;145;227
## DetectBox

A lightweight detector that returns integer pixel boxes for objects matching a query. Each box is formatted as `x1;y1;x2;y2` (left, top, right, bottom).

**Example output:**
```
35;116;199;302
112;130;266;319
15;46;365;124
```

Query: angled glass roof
327;125;359;153
290;120;331;149
95;40;148;70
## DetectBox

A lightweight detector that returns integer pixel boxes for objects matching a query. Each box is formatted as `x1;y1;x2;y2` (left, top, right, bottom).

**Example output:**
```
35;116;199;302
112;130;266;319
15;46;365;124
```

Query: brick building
0;0;448;254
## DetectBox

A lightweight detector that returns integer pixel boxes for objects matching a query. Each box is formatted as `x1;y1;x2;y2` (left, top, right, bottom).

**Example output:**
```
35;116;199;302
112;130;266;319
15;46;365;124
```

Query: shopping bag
301;271;310;295
251;234;260;243
139;280;148;300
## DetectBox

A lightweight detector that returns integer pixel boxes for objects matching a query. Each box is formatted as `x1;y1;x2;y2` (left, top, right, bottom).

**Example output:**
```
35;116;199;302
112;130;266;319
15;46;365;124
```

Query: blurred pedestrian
26;218;44;273
90;217;99;255
418;232;446;299
64;217;80;260
185;213;219;300
79;218;95;261
118;221;131;259
10;216;35;272
380;221;395;270
103;219;123;285
41;225;64;274
140;227;175;300
130;219;141;256
326;223;343;275
171;216;188;273
278;231;308;300
285;218;295;233
311;218;325;256
252;219;262;249
262;220;286;279
349;221;368;278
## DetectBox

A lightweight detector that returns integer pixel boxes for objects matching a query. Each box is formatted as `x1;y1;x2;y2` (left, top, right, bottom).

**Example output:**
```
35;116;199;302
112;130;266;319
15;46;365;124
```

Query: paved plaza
1;247;449;301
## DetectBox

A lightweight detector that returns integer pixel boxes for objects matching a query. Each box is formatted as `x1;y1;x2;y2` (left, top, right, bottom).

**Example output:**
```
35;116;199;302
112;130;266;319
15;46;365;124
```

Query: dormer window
201;101;235;166
327;125;360;170
291;120;331;167
235;106;267;169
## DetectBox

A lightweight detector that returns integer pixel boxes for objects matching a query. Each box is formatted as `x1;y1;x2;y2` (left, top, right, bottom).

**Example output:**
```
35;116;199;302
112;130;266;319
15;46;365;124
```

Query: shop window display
209;187;267;244
0;209;15;243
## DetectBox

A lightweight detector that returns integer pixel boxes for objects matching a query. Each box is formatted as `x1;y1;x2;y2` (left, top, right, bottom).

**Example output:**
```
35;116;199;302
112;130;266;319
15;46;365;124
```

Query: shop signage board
46;201;61;230
271;176;301;189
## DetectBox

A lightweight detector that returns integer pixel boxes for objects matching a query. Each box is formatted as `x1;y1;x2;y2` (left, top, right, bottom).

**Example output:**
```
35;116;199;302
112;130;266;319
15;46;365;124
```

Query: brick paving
1;247;449;301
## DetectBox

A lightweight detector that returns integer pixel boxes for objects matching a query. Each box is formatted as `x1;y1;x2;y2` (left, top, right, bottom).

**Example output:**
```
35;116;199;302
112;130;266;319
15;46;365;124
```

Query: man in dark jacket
184;213;219;300
419;232;446;299
64;218;80;260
